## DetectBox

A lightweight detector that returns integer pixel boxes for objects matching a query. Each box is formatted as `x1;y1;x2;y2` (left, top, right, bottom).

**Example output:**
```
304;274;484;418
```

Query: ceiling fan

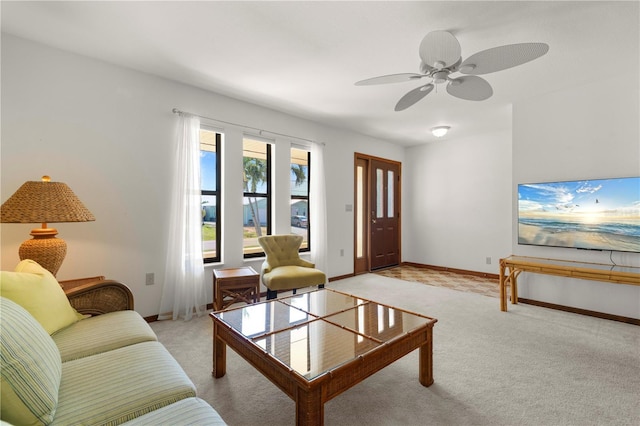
355;30;549;111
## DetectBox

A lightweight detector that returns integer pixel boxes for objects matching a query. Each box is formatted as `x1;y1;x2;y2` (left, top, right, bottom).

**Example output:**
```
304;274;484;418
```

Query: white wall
0;35;404;317
512;74;640;318
3;34;638;320
402;69;640;319
403;129;513;274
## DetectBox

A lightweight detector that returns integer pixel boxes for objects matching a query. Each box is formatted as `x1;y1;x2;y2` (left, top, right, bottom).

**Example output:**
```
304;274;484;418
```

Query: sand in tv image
518;177;640;253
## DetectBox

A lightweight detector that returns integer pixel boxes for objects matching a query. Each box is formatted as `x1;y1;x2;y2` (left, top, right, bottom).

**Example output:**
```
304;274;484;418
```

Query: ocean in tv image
518;177;640;253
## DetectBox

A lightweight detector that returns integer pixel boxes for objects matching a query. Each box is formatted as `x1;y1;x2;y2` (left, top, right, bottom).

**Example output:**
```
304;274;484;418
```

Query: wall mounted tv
518;177;640;253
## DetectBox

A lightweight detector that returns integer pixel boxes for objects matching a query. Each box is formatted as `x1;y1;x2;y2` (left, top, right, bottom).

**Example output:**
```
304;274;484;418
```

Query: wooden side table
58;276;106;291
213;266;260;311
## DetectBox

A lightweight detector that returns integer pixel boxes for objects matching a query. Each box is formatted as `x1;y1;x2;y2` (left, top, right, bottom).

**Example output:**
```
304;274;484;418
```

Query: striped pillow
0;297;62;425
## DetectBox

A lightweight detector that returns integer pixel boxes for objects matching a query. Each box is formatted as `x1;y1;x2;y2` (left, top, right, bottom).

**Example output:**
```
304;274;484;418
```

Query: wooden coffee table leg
419;329;434;387
296;386;323;426
212;324;226;378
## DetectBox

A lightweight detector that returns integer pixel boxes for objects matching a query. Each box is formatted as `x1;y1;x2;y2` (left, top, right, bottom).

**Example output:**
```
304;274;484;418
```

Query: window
290;147;310;251
243;137;271;257
200;128;221;263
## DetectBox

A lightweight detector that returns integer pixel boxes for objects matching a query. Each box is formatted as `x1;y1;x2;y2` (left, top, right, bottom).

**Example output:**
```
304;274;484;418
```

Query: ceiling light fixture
431;126;450;138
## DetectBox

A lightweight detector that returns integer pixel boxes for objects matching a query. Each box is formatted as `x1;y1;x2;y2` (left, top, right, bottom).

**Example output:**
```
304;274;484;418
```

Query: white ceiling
2;1;638;146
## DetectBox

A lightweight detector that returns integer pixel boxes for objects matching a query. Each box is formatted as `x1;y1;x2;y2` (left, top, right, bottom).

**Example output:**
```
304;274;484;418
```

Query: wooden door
370;159;401;270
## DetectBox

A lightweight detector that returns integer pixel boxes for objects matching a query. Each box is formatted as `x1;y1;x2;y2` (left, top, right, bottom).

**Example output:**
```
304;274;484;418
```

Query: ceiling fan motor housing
433;71;450;84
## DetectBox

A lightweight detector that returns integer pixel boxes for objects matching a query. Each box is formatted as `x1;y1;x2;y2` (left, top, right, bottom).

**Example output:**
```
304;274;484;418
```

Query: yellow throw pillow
0;259;80;334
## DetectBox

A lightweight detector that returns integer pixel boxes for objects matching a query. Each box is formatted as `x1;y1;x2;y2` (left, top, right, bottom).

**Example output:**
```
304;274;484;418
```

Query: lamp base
18;228;67;277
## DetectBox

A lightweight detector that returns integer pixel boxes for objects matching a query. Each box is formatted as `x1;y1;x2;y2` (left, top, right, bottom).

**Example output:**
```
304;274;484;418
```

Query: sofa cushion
53;310;158;362
0;260;81;334
121;397;226;425
52;341;196;425
0;297;62;426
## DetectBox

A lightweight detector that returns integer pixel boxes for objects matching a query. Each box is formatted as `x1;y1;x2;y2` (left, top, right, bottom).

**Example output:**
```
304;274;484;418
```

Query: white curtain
158;113;207;321
310;143;328;281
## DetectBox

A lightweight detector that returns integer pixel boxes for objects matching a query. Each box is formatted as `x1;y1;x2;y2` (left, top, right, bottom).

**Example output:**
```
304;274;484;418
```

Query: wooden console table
499;255;640;312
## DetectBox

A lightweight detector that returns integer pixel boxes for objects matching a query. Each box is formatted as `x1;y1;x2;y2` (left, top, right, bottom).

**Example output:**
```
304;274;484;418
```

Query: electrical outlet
145;272;155;286
486;257;492;265
340;249;344;257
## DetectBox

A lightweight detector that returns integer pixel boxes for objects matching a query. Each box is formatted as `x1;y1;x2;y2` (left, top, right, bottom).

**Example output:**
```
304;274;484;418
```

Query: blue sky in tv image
517;177;640;253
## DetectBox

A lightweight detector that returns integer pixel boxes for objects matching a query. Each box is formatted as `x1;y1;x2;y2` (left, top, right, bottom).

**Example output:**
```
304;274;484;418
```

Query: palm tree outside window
243;137;271;257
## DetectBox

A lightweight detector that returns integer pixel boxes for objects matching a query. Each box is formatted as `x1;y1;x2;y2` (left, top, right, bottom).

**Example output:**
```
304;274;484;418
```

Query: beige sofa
0;260;225;425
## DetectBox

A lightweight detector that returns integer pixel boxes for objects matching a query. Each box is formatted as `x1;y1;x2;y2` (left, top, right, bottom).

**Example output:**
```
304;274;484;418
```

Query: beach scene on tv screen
518;177;640;253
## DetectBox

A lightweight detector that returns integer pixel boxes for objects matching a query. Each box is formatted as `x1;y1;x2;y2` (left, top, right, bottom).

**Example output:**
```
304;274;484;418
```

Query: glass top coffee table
210;288;437;425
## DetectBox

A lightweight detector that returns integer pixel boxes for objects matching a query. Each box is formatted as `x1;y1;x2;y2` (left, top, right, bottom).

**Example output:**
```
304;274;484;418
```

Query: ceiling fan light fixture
433;71;449;84
431;126;450;137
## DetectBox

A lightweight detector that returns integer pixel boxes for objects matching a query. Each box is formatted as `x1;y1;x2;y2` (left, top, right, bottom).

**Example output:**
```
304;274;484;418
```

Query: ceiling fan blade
355;73;425;86
419;30;461;69
459;43;549;75
447;76;493;101
395;84;434;111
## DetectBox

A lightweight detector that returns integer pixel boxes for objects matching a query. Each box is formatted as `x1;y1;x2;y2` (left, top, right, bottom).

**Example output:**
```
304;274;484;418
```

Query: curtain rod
172;108;324;146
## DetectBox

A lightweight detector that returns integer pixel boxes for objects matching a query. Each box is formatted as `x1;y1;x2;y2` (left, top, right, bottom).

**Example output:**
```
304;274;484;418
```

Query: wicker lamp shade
1;176;95;276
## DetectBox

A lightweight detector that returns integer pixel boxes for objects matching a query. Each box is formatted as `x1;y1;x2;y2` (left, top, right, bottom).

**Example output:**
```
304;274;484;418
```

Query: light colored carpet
150;274;640;425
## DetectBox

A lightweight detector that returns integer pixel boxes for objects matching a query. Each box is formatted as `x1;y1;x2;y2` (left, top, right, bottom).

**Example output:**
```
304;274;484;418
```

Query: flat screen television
518;177;640;253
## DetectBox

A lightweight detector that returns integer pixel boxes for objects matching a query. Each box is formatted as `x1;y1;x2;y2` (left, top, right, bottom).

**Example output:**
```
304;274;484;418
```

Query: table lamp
1;176;95;276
